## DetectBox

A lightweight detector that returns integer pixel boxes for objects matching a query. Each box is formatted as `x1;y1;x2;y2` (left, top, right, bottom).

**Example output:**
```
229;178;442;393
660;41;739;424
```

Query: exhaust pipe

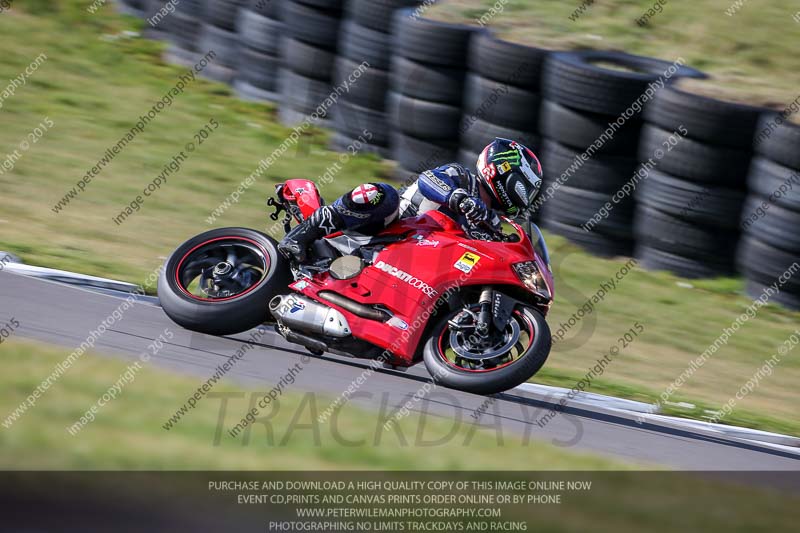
269;295;351;338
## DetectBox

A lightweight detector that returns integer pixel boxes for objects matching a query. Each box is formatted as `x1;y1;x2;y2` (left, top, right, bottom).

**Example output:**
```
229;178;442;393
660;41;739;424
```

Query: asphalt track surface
3;270;800;471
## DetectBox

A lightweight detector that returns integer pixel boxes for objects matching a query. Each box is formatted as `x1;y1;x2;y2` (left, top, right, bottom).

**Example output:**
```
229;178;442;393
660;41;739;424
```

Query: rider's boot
277;205;344;262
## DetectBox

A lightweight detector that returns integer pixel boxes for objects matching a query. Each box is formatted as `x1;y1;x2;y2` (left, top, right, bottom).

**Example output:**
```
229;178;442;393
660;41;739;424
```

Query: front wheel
423;304;551;395
158;227;291;335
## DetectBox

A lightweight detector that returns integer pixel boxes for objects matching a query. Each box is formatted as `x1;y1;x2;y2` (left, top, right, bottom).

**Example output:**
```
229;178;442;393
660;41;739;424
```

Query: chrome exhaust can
269;294;351;337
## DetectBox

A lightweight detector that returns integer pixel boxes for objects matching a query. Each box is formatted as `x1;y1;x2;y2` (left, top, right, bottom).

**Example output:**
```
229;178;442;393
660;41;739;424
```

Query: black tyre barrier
339;19;393;71
237;46;281;92
745;157;800;212
283;38;337;81
645;86;763;150
543;50;704;116
636;245;732;279
539;99;642;155
117;0;146;18
740;195;800;253
634;205;739;263
332;100;390;146
165;12;202;52
393;11;479;68
636;170;745;229
462;74;540;131
457;149;480;170
391;132;458;173
390;56;465;105
639;124;751;188
755;114;800;170
237;8;283;54
244;0;281;19
459;118;539;155
299;0;345;10
542;185;634;240
737;236;800;293
540;139;639;194
282;0;342;49
468;32;548;92
542;219;633;258
348;0;420;32
199;23;239;68
745;280;800;311
390;93;461;141
332;56;389;110
280;69;334;117
204;0;247;31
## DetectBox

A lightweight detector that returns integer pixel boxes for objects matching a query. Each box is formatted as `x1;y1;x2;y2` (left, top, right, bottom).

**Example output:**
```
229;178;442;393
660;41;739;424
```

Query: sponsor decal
387;317;409;330
374;260;438;298
454;252;480;273
414;235;439;247
351;184;380;205
289;301;305;313
494;181;513;207
493;148;521;166
335;204;371;219
480;162;497;180
498;161;512;174
293;280;309;291
423;170;451;195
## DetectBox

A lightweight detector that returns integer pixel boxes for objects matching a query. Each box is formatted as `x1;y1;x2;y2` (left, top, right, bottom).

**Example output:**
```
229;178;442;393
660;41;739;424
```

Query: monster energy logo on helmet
491;148;521;167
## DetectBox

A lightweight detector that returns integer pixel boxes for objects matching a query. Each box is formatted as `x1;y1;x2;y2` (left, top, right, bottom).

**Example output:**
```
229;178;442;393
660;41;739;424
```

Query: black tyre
204;0;247;30
740;195;800;252
539;99;641;155
457;149;480;169
165;12;201;52
541;139;639;194
245;0;281;19
637;170;745;229
348;0;419;32
333;99;390;145
460;117;540;155
755;114;800;170
237;9;282;54
543;50;705;116
634;205;739;261
199;24;239;68
636;245;734;279
237;46;281;91
468;32;548;91
746;157;800;212
339;19;393;70
333;56;389;110
639;124;751;187
423;304;551;395
329;131;390;158
745;280;800;311
542;184;634;239
390;56;465;105
158;228;292;335
645;85;763;149
233;79;281;103
463;74;540;131
391;132;458;173
541;219;633;258
393;11;477;68
737;235;800;292
284;38;336;81
390;93;461;140
281;70;333;116
283;0;342;49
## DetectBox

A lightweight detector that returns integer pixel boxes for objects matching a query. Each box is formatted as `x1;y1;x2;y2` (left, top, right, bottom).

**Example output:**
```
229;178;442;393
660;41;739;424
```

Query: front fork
459;286;517;340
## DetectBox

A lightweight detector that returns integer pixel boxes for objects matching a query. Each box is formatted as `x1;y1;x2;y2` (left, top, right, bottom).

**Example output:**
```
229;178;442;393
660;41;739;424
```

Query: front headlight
512;261;551;300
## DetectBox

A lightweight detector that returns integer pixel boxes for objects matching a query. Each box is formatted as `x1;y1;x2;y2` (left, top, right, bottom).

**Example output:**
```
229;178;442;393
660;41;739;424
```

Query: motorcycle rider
277;138;543;262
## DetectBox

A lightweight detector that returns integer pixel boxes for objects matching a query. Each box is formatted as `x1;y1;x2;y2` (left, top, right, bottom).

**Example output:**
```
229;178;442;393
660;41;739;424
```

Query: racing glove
449;189;488;226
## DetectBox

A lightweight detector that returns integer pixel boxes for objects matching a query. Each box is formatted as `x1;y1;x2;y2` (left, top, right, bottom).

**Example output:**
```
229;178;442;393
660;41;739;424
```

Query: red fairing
290;211;550;364
281;179;323;219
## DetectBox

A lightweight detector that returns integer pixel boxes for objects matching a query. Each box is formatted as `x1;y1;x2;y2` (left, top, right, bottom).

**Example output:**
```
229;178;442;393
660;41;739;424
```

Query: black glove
449;189;488;226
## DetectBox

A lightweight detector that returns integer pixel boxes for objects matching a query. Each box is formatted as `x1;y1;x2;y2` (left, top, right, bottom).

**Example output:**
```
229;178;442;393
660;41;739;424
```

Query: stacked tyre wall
738;117;800;309
118;1;799;310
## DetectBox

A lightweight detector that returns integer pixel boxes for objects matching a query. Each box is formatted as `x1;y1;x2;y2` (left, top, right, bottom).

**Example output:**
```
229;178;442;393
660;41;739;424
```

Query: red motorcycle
158;179;555;394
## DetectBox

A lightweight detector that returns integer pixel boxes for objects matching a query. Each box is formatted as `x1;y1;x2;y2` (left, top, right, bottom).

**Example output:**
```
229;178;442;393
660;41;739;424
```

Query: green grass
0;339;629;470
2;2;800;439
431;0;800;106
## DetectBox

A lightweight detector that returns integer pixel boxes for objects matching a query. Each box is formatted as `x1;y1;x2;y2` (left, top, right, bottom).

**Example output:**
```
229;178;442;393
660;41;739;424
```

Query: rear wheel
158;228;291;335
423;304;551;395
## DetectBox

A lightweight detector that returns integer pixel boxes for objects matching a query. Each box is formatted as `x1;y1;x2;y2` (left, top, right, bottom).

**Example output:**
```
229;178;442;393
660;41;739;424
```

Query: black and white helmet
475;138;543;216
